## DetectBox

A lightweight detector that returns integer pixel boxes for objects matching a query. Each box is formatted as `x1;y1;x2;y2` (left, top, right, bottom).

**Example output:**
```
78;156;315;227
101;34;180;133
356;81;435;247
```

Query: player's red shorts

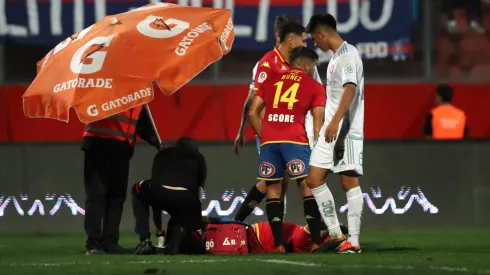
251;222;312;253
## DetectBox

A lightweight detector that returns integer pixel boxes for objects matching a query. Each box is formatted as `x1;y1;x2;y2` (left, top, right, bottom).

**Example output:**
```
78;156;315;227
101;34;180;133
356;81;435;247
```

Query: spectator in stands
444;0;485;34
423;85;468;140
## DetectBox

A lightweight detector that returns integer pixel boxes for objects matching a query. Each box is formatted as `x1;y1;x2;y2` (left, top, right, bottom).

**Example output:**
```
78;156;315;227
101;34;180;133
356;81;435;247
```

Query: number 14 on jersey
273;81;299;110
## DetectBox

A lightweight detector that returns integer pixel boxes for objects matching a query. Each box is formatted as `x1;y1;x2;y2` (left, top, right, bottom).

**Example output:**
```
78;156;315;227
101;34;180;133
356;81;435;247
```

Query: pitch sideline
5;258;490;274
259;259;490;274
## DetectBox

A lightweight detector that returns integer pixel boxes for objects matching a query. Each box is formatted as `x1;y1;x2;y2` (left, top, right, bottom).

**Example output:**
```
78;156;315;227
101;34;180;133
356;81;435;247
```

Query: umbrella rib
80;43;106;64
162;21;171;31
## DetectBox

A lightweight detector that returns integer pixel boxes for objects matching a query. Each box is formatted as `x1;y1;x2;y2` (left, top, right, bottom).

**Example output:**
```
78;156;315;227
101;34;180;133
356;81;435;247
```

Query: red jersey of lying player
252;222;312;253
253;46;291;92
255;68;325;146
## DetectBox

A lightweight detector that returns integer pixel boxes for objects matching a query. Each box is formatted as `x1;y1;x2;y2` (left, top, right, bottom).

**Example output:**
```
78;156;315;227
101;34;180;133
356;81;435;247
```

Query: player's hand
233;133;245;155
324;122;339;143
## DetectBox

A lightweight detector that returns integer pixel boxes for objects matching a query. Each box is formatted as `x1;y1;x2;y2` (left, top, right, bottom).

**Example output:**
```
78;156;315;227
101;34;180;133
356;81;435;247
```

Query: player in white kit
305;14;364;254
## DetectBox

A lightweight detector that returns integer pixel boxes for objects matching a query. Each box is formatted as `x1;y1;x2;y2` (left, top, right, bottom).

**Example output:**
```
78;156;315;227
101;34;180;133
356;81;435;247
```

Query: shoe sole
338;249;362;254
85;250;105;255
312;239;345;253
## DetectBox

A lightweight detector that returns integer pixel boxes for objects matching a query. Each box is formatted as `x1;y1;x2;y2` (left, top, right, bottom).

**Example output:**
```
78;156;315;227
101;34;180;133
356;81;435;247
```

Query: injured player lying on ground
135;214;348;255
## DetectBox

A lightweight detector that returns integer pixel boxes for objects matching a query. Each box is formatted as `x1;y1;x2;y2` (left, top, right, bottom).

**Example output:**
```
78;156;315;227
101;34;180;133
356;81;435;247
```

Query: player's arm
325;54;358;142
311;83;326;142
237;87;256;135
248;94;265;136
136;107;162;150
236;63;259;137
152;206;164;233
313;66;323;84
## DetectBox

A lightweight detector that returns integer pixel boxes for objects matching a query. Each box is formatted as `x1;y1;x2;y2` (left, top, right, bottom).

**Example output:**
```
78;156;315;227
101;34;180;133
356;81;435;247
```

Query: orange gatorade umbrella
23;2;234;124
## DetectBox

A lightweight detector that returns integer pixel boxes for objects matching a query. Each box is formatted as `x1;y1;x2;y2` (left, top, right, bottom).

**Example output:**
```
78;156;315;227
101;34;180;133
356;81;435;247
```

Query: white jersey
250;61;323;145
304;66;322;139
325;42;364;138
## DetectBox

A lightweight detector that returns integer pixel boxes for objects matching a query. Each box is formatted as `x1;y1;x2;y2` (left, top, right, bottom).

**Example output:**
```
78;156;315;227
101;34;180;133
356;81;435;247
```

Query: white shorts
309;135;363;175
308;136;315;150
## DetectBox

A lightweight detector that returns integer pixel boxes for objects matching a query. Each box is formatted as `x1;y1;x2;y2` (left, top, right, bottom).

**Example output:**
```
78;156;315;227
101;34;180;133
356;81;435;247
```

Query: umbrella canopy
23;2;234;124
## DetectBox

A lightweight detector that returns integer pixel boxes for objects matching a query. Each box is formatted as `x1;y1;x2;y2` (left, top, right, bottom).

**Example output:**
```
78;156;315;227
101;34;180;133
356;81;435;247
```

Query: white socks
157;236;165;248
311;184;343;239
346;186;364;247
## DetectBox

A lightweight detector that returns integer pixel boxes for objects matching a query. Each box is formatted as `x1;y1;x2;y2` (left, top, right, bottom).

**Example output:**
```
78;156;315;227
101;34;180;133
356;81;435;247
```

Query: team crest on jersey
280;65;287;71
346;64;354;74
257;72;267;83
261;61;270;68
329;65;335;74
286;159;306;176
259;162;275;177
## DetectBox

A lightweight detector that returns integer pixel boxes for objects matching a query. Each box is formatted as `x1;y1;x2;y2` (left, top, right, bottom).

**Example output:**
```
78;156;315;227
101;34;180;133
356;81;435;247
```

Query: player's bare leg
296;178;324;246
337;171;363;253
265;180;286;253
306;166;345;251
280;174;290;218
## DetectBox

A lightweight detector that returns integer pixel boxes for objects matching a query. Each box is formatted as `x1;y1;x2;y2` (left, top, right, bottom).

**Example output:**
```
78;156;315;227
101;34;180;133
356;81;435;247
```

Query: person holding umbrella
83;106;162;254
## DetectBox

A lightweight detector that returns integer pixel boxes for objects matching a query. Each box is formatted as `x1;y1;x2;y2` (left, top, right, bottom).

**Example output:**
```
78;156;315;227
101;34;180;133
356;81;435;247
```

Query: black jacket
151;146;207;197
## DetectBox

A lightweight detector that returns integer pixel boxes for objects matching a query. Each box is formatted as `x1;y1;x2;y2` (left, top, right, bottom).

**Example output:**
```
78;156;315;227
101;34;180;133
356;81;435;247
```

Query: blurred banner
0;142;488;233
1;83;490;142
0;0;414;59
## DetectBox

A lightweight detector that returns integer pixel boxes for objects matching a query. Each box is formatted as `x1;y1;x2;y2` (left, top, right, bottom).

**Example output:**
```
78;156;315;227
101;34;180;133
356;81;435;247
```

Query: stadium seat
434;37;456;66
469;65;490;80
449;65;464;79
459;34;490;66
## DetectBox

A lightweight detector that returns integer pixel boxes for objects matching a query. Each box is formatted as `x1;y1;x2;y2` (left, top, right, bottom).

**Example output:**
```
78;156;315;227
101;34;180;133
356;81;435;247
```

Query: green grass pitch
1;229;489;275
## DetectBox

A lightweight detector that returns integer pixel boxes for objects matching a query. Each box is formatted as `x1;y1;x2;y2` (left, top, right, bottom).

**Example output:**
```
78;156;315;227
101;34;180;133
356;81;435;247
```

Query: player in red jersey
233;19;307;224
252;222;313;253
234;14;297;156
248;46;326;253
234;17;326;233
251;222;349;253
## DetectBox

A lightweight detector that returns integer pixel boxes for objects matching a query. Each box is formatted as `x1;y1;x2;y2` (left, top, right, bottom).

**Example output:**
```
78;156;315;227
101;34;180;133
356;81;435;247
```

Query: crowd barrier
0;84;490;142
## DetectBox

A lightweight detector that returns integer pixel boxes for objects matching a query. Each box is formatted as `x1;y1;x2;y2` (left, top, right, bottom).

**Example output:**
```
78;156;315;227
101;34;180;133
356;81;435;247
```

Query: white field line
258;259;320;267
5;258;490;274
259;259;490;274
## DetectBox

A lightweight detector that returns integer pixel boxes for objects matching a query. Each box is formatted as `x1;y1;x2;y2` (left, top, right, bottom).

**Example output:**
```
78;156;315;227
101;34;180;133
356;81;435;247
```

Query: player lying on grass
138;211;349;255
251;221;348;253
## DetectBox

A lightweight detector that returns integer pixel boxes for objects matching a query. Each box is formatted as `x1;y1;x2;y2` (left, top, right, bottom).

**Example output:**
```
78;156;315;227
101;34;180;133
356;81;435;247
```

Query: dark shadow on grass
361;243;420;253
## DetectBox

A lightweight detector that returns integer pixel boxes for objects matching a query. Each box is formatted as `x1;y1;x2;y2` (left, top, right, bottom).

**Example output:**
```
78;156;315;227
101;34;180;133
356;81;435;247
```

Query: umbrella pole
144;104;163;148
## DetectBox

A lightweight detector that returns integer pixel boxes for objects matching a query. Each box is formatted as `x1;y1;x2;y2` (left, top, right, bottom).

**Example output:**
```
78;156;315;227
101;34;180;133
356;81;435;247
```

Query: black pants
84;150;130;247
131;181;204;254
